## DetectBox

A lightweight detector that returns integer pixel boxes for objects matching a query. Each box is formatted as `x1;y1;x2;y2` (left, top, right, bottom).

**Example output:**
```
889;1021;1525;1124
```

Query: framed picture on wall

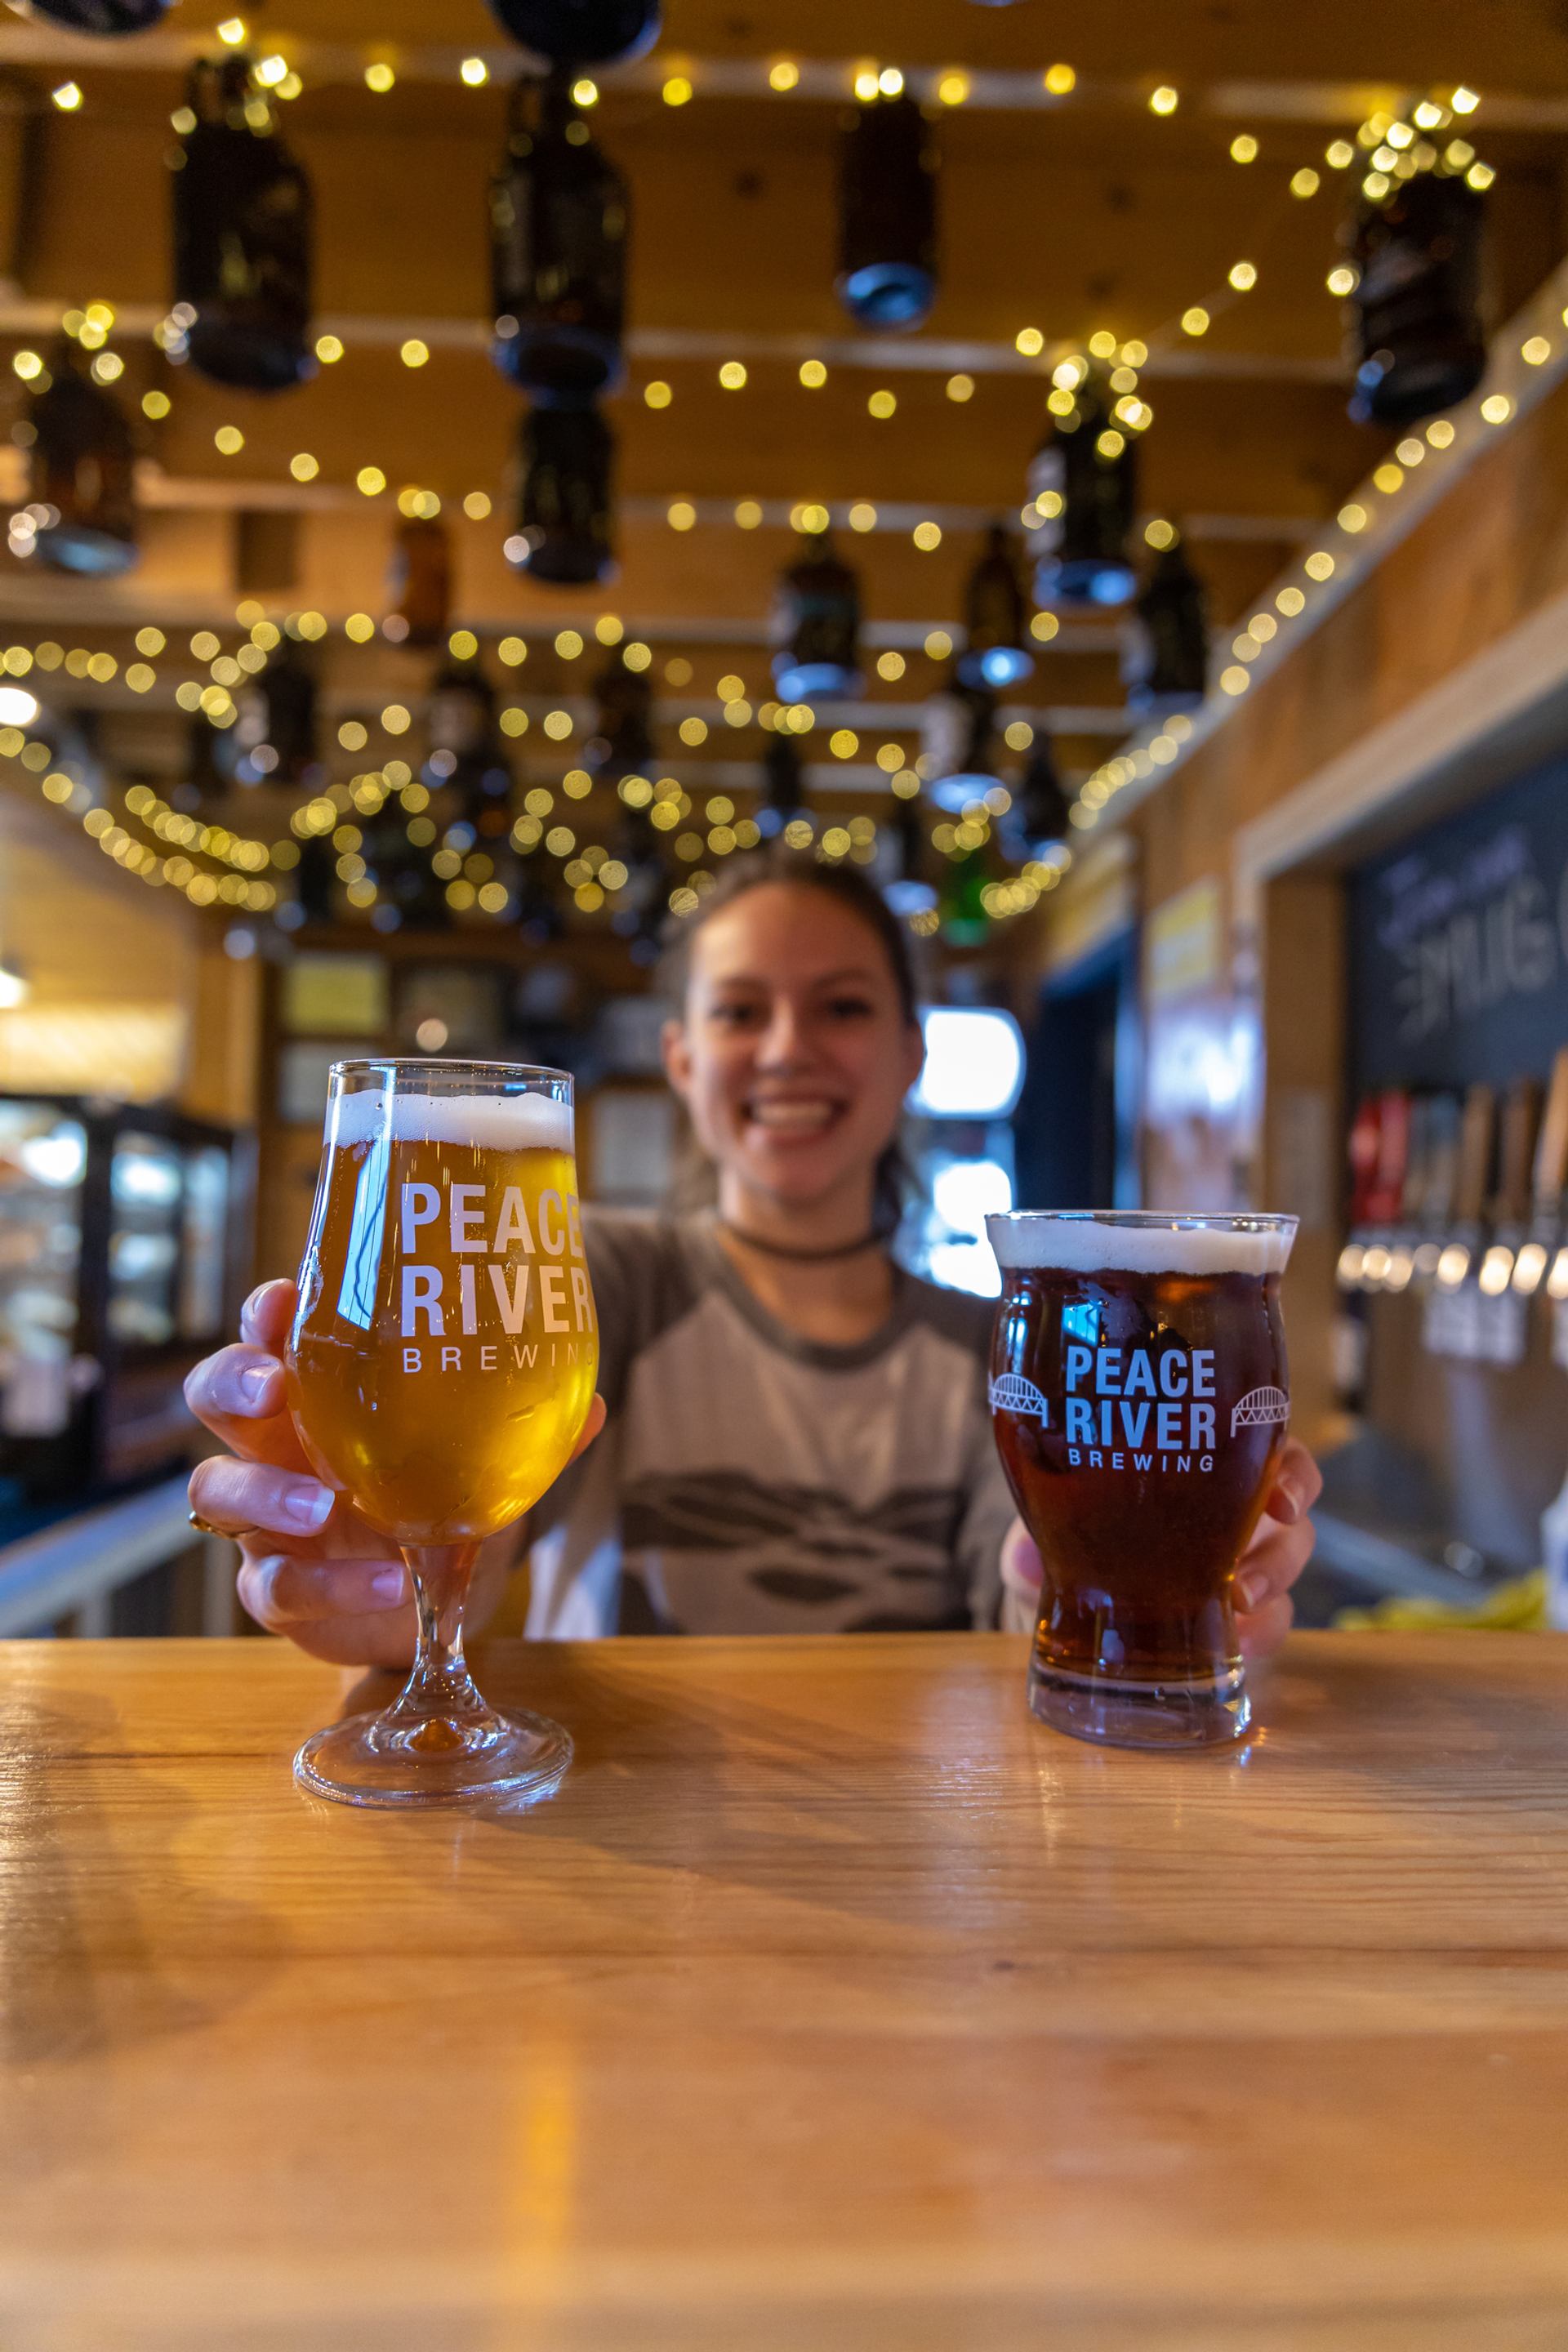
279;956;389;1039
395;966;504;1057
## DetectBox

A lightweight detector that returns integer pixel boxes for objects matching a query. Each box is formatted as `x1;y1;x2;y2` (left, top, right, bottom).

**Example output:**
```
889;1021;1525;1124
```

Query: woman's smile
741;1094;847;1138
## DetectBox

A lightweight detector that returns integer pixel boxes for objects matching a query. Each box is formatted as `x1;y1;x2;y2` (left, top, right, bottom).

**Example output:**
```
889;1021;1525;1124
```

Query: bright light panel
909;1008;1026;1120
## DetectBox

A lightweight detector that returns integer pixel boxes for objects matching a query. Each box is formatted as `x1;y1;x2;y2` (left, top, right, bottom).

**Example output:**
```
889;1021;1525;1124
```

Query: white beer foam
987;1213;1293;1277
327;1088;573;1153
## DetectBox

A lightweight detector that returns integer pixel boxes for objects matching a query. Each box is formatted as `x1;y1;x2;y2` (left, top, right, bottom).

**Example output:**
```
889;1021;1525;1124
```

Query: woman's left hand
999;1437;1323;1662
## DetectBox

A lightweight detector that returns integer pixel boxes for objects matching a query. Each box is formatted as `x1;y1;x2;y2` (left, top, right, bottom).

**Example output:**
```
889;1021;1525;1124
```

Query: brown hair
657;845;922;1232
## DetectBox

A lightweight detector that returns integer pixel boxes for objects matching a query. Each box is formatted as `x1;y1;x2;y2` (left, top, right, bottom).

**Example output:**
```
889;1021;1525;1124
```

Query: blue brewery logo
988;1372;1049;1423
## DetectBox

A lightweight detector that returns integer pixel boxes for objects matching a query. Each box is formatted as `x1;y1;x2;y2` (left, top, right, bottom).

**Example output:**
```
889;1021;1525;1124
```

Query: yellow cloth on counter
1334;1568;1552;1633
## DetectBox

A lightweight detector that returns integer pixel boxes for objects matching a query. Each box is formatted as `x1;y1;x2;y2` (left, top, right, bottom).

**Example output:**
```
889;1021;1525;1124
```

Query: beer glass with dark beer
986;1210;1296;1749
286;1059;599;1806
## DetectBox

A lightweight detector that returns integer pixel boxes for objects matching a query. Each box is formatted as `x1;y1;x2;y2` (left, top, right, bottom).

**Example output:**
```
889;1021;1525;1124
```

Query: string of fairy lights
40;21;1489;155
4;45;1508;918
1068;305;1564;835
0;599;1068;931
11;68;1496;545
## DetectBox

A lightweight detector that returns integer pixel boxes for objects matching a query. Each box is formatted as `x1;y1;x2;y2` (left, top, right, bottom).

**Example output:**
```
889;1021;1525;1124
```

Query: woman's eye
826;996;875;1020
710;1000;765;1027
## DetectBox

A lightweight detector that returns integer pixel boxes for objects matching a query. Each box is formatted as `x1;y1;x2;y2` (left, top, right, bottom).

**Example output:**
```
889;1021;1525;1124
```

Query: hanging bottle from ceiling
386;514;452;648
771;532;862;701
957;525;1035;689
837;90;939;330
357;800;445;933
1123;534;1210;714
23;0;172;29
170;55;314;392
1348;168;1486;425
884;799;937;918
491;72;629;399
1009;736;1072;857
758;731;807;835
227;646;318;786
920;675;999;813
587;652;653;777
508;400;616;583
27;345;136;575
481;0;660;65
428;663;498;766
1027;372;1138;608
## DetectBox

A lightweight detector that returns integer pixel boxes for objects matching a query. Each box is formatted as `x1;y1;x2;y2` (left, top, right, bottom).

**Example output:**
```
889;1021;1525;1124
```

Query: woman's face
662;882;925;1214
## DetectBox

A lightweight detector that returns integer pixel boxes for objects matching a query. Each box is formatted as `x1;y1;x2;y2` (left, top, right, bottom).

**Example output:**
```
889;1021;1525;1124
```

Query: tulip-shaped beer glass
287;1061;599;1806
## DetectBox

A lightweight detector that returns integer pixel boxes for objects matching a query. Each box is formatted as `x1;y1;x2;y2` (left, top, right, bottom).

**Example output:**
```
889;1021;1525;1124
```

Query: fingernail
1236;1569;1268;1612
238;1364;277;1406
370;1566;407;1606
283;1481;334;1530
1272;1480;1303;1525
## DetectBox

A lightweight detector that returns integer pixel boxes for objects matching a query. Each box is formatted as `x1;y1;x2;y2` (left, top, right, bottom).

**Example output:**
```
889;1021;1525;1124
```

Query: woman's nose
755;1000;808;1066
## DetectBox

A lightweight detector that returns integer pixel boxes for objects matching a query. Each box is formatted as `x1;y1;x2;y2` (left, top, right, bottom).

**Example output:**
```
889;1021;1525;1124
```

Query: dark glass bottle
772;533;861;700
29;347;136;576
1348;171;1486;426
837;92;938;330
884;797;937;917
588;654;653;777
510;399;615;585
481;0;660;65
1124;539;1209;712
1029;377;1138;608
1012;737;1071;853
171;56;313;392
958;525;1034;688
229;647;318;786
26;0;171;29
920;674;997;813
387;516;452;648
491;73;629;399
758;731;806;834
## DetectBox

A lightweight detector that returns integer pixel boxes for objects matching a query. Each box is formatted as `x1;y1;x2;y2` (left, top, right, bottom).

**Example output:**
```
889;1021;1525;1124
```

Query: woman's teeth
747;1099;837;1131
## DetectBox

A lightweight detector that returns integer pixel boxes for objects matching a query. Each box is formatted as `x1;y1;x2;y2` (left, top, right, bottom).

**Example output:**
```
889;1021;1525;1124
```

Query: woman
185;851;1319;1663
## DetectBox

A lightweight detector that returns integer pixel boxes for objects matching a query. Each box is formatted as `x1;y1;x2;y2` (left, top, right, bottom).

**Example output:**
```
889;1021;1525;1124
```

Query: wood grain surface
2;1630;1567;2352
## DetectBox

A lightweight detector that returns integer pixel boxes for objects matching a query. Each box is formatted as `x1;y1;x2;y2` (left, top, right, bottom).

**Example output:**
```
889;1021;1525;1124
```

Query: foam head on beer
287;1071;599;1545
987;1212;1293;1277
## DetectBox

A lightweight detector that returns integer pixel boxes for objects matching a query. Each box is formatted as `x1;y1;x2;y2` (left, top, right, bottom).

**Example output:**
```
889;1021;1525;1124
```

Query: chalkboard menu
1350;752;1568;1094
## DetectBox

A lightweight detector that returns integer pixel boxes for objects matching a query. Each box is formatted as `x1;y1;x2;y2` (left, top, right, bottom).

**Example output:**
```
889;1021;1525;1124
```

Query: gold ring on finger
189;1509;254;1539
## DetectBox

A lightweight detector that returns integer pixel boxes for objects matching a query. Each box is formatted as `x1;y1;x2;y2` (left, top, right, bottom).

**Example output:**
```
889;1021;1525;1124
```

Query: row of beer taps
1336;1048;1568;1305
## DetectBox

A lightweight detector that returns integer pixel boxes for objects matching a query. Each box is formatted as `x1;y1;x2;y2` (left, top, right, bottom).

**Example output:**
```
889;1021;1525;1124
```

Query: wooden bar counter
3;1630;1568;2350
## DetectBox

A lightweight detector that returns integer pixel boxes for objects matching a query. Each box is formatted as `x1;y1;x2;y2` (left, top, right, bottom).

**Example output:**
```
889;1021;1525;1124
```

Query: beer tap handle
1532;1048;1568;1225
1492;1076;1543;1232
1454;1083;1497;1230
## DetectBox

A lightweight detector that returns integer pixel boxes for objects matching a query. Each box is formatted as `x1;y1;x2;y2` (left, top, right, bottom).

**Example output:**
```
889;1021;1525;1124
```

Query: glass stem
386;1542;492;1735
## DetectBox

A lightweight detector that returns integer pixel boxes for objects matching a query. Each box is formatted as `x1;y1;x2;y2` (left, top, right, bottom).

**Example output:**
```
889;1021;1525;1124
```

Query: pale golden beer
285;1060;595;1809
288;1100;598;1544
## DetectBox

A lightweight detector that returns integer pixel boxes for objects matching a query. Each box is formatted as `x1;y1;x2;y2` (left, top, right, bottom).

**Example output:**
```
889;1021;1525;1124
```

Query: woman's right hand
184;1279;605;1665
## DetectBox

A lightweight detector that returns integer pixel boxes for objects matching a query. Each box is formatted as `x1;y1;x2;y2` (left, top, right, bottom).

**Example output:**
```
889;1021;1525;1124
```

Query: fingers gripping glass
987;1211;1297;1750
287;1061;599;1806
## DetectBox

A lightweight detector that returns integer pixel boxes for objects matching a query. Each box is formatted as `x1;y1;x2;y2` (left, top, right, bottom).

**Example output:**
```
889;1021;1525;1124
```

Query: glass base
1028;1657;1250;1750
295;1700;573;1810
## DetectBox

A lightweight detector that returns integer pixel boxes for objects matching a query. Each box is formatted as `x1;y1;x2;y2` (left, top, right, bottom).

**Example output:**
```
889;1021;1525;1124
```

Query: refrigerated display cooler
0;1097;253;1502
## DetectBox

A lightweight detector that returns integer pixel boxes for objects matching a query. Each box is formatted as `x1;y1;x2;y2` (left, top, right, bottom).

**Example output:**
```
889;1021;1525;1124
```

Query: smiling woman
487;850;1027;1639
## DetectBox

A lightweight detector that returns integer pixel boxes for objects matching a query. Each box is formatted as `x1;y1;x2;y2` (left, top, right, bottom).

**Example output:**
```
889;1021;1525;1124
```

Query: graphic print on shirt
525;1227;1014;1640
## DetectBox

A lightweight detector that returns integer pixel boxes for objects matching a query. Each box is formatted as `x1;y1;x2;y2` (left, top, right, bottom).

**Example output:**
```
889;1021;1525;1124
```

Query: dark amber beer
987;1210;1296;1748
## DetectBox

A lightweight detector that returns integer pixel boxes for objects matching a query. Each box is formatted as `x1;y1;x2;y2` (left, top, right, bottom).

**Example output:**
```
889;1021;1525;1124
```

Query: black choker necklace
719;1220;888;1263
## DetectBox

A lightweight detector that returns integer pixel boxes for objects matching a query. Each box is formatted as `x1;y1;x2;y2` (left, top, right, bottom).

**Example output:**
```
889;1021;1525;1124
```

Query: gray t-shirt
524;1210;1016;1637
